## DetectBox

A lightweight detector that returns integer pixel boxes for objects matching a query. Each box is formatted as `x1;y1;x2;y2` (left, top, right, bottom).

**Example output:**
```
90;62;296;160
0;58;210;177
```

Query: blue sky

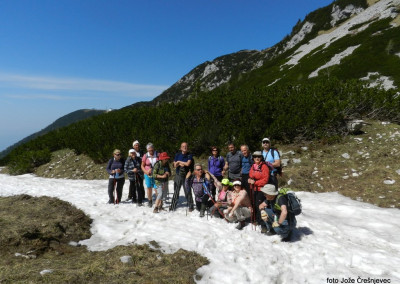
0;0;333;151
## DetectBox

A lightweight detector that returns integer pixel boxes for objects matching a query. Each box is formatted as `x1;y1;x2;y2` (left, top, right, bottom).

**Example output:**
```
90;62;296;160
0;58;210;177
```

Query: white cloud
0;72;169;97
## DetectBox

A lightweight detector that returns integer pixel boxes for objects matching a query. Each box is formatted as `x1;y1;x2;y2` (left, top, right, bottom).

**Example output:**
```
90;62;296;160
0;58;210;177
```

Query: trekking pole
113;176;118;205
250;183;256;230
202;182;229;222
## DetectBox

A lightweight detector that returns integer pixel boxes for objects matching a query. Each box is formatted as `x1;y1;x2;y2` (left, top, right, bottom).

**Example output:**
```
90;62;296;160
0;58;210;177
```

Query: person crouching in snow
151;152;171;213
224;180;252;230
259;184;296;242
206;171;232;218
185;163;212;217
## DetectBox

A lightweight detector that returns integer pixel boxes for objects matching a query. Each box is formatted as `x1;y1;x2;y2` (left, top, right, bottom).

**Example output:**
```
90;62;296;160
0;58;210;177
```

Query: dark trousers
241;174;250;196
248;189;266;224
128;178;144;204
108;178;125;203
170;174;194;211
195;194;211;211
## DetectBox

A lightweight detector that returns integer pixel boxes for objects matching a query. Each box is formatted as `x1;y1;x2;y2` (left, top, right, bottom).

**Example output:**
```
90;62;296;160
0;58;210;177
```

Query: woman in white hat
225;179;252;230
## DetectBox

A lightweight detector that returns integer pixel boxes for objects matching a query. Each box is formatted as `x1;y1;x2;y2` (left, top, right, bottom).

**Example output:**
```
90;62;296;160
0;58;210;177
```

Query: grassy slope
278;120;400;208
0;195;208;283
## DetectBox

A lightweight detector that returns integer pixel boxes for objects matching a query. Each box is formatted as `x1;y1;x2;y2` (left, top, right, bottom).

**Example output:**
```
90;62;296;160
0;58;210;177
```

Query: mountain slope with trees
1;0;400;175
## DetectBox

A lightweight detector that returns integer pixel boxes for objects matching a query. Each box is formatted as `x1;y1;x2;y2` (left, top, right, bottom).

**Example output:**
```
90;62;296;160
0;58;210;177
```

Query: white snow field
1;173;400;283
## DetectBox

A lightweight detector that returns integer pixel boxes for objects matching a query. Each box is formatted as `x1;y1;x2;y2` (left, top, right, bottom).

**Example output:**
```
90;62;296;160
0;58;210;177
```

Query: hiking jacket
208;156;225;177
186;175;210;202
249;162;269;191
106;158;125;179
151;160;171;186
124;156;143;181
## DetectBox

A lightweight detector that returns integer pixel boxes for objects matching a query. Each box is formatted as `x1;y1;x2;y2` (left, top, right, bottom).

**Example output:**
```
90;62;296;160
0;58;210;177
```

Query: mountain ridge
0;109;107;158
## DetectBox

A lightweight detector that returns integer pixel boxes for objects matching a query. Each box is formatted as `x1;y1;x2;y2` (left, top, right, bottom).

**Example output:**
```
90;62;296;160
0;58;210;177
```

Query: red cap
158;152;170;160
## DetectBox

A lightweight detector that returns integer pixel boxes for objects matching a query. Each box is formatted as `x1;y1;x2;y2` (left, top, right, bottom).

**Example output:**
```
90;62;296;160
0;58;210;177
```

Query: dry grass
0;195;209;283
278;120;400;208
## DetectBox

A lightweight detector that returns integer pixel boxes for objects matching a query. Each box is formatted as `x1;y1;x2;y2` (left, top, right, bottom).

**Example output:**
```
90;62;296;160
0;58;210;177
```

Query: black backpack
274;188;302;216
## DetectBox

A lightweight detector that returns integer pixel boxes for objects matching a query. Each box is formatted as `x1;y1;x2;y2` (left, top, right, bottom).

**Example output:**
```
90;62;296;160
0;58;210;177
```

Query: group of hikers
106;138;296;241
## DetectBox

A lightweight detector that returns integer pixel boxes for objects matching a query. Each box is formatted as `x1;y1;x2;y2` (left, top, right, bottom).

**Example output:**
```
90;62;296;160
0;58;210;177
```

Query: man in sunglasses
261;138;281;189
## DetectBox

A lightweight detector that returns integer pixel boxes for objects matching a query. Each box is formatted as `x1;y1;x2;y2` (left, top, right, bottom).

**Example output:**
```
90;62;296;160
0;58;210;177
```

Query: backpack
274;188;302;216
270;148;283;176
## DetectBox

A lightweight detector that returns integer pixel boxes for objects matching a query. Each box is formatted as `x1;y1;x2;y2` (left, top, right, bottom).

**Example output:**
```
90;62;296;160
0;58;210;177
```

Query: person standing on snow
141;143;159;208
106;149;125;204
207;146;225;200
124;149;144;205
261;138;281;189
170;142;195;212
151;152;171;213
240;144;253;197
223;143;243;181
248;151;269;229
131;140;145;200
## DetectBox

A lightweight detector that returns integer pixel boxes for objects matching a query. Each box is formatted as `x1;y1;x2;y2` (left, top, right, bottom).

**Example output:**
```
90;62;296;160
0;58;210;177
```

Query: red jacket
249;162;269;191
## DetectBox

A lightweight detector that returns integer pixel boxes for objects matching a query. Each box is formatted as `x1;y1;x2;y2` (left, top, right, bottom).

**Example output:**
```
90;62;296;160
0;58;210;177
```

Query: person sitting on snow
185;163;211;217
206;171;232;218
258;184;296;241
224;180;252;230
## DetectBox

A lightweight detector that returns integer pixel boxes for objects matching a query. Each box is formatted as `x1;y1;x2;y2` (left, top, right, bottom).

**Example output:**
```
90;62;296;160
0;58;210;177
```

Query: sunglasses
195;168;203;171
114;153;121;156
262;141;270;144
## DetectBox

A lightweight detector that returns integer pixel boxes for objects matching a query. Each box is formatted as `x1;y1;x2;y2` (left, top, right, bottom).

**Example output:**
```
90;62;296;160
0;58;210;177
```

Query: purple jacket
208;156;225;177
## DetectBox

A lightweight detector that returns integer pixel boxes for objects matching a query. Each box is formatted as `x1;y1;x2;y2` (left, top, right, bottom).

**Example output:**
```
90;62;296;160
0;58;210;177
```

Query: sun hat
158;152;170;160
262;138;270;143
252;151;263;157
221;178;232;186
113;149;121;155
132;140;139;147
128;149;135;154
232;180;241;186
260;184;278;195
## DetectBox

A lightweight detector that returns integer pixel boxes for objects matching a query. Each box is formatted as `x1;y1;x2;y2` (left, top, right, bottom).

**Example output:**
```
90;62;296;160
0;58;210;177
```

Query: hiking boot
153;207;159;213
137;203;143;207
107;200;113;204
158;206;166;211
200;204;206;217
188;207;194;212
266;230;276;236
281;232;292;242
261;226;268;234
236;221;246;230
132;199;137;204
148;201;153;208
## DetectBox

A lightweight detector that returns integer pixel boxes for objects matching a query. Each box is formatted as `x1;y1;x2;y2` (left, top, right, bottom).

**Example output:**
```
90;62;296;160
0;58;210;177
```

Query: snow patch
360;72;397;90
267;78;280;86
283;22;315;52
2;174;400;283
283;0;400;68
331;5;364;27
309;45;361;78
